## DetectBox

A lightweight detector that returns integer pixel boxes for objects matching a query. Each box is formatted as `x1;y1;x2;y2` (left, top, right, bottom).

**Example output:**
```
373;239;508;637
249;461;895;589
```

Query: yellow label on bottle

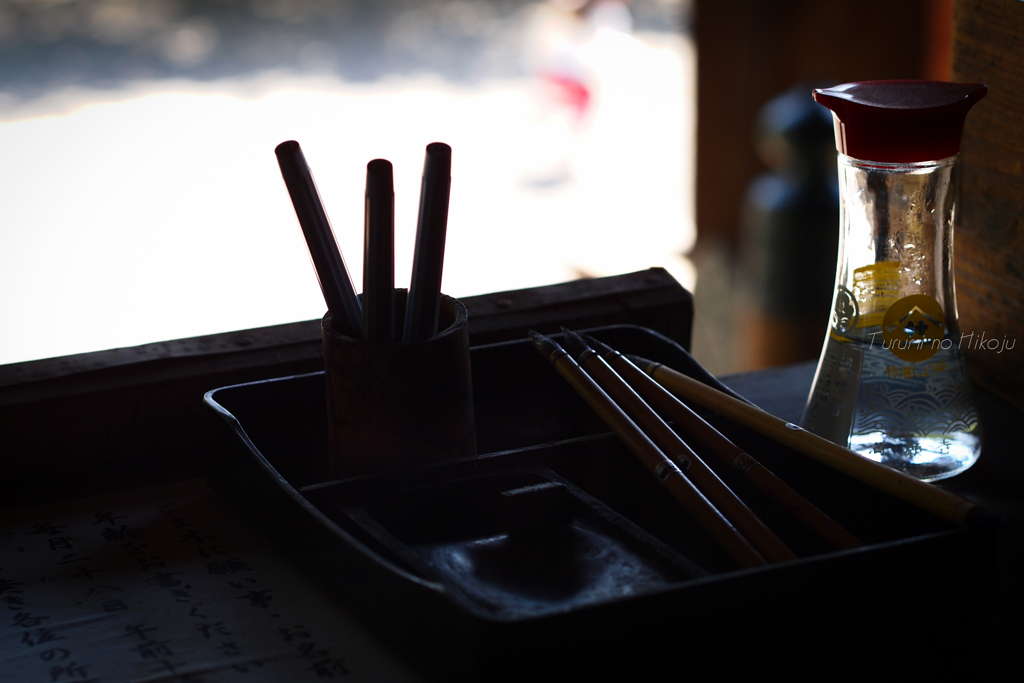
853;261;900;327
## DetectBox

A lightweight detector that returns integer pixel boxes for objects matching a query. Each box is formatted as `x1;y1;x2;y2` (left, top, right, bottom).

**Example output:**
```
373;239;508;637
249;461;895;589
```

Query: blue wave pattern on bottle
849;341;981;480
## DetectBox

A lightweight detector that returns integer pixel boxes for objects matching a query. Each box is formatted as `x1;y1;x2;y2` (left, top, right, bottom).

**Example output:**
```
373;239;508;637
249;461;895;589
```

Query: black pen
363;159;395;342
275;140;362;338
403;142;452;342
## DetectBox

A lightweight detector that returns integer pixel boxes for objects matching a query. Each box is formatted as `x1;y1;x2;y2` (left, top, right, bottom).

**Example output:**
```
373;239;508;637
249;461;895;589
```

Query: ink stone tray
203;325;996;680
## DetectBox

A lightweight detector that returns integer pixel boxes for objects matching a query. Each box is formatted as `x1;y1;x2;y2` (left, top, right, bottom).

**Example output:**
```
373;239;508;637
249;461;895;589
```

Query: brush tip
528;330;567;363
527;329;550;349
581;333;612;355
559;327;591;360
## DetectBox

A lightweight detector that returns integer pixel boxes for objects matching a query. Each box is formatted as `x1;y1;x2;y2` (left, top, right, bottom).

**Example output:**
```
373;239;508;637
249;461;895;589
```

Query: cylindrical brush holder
322;289;477;479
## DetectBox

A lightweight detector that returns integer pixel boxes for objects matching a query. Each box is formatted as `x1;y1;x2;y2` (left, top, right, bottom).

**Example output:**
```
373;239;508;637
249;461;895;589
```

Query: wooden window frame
0;269;693;509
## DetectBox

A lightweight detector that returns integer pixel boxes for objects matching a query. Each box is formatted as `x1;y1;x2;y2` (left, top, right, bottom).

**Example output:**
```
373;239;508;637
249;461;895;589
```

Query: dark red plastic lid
813;80;987;162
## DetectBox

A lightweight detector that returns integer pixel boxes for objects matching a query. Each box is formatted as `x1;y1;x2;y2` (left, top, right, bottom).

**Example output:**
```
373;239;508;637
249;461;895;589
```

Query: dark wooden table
1;268;1019;680
725;361;1024;660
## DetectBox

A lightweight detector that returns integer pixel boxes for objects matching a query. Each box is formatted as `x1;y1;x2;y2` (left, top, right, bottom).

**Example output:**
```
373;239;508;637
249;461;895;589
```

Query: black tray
203;325;995;679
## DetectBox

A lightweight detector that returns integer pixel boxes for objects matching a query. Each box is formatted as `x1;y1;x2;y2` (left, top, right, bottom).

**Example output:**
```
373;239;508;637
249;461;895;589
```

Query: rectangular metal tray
203;325;995;680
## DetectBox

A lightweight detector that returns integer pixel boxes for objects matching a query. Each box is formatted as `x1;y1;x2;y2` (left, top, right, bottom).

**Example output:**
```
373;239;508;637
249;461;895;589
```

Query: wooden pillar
695;0;933;249
951;0;1024;410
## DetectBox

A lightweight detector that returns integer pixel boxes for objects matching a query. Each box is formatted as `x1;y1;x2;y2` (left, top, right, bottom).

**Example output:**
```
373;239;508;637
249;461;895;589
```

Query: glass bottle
801;81;987;481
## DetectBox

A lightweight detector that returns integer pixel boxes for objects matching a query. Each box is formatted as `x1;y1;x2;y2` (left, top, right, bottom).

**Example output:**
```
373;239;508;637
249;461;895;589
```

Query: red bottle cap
813;80;987;163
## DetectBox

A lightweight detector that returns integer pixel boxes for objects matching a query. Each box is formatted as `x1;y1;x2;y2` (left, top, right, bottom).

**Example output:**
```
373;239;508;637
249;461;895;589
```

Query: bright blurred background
0;0;695;366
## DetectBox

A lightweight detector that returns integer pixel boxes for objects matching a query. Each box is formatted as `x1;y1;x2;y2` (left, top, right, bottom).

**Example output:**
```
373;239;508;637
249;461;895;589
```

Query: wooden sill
0;268;692;509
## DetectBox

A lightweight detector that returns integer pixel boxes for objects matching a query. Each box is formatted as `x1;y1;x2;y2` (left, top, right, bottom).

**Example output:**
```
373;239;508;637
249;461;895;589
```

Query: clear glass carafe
802;154;981;480
801;80;986;481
